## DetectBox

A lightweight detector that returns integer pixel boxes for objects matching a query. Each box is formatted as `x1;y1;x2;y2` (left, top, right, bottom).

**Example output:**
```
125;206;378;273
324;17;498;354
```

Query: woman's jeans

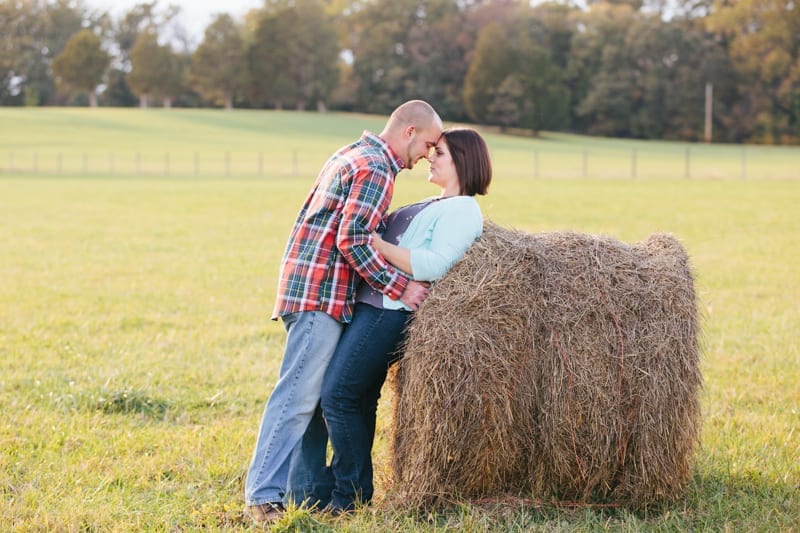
320;303;411;511
244;311;343;507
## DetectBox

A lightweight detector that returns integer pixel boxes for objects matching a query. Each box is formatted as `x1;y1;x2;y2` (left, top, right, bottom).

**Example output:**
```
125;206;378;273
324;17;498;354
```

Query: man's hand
399;280;430;311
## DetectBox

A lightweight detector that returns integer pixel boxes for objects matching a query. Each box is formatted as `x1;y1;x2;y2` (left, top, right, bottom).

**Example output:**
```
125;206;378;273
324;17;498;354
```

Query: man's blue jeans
320;303;411;511
244;311;343;507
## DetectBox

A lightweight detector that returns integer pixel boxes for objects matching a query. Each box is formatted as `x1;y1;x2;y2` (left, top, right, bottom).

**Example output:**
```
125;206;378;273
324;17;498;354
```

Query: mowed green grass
1;109;799;531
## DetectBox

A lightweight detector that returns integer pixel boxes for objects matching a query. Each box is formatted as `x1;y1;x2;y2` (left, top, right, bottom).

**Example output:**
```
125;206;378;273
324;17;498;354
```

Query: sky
86;0;264;46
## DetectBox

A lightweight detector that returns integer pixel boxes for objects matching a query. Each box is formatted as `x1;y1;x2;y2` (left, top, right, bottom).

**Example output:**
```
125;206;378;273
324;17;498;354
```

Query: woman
318;127;492;513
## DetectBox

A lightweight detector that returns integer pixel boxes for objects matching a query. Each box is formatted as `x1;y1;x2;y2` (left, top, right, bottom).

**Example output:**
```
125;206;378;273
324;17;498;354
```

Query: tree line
2;0;799;144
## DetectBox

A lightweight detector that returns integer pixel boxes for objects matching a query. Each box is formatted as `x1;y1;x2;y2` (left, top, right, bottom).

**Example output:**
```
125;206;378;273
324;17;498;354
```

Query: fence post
684;147;690;179
631;148;637;179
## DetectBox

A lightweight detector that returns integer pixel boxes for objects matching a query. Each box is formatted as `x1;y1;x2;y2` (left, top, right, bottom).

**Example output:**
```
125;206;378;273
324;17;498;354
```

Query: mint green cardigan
383;195;483;311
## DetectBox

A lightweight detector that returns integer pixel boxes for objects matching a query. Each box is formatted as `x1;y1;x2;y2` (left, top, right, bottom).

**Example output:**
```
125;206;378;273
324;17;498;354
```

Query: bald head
381;100;443;170
385;100;441;132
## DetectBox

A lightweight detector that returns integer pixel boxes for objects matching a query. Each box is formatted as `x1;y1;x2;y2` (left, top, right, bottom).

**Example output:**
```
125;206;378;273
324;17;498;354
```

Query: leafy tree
345;0;430;114
566;3;637;134
291;0;341;110
706;0;800;143
52;29;109;107
114;2;179;68
329;61;359;110
126;31;160;107
345;0;479;117
106;1;182;106
529;2;580;71
632;18;734;141
464;22;509;125
247;7;298;108
624;18;713;139
41;0;99;104
487;75;526;130
157;48;187;108
248;0;339;110
45;0;90;56
0;0;46;105
464;19;569;132
190;14;247;109
401;0;474;119
127;31;183;108
571;4;733;141
99;68;138;107
586;0;644;8
0;0;95;105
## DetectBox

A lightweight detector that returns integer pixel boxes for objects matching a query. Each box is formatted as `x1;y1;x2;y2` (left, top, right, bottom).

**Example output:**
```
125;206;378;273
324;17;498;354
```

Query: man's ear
405;125;416;138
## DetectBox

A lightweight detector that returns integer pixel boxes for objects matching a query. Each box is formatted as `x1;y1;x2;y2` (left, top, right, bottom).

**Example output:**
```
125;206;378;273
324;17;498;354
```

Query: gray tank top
355;198;439;308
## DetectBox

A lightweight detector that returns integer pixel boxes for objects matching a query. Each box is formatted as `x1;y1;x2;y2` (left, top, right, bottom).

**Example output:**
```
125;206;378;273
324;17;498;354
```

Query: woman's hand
371;231;386;254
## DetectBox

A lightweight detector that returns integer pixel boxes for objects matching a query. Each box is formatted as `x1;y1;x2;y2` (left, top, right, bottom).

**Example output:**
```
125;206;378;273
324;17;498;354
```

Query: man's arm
372;233;413;274
336;165;410;300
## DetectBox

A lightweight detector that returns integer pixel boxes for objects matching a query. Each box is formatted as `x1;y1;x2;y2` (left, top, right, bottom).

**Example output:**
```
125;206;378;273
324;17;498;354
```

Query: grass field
1;109;799;531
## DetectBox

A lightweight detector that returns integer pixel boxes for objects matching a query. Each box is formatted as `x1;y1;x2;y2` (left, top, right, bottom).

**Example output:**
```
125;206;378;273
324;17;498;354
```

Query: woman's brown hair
440;127;492;196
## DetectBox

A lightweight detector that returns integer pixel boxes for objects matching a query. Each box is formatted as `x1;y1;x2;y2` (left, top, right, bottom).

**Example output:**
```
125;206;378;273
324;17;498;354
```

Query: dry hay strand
388;221;702;510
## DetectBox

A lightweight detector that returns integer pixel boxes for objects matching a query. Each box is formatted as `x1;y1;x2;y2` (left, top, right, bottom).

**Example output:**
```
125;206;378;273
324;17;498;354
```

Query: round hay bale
389;221;702;509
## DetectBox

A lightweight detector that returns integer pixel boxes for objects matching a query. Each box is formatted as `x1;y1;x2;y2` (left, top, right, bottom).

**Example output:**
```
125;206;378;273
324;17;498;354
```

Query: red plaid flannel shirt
271;131;410;323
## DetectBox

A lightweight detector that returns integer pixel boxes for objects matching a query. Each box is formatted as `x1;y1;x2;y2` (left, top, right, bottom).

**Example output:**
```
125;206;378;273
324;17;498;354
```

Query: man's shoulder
334;136;393;172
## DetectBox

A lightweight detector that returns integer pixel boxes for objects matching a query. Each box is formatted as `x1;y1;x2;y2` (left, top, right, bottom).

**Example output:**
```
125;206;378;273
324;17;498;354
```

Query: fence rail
1;150;292;178
1;146;799;180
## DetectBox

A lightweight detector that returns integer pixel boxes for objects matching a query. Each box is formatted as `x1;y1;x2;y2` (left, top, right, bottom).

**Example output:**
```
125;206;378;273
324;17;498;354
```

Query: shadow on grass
50;385;171;419
46;381;254;423
358;468;799;531
95;387;170;417
679;468;800;528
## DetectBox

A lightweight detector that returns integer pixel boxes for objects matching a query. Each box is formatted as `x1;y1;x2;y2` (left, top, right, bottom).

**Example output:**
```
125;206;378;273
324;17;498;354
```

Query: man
244;100;443;526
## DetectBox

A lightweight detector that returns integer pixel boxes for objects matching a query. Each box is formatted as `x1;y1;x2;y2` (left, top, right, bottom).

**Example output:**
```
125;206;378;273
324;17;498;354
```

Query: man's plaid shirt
271;131;411;323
